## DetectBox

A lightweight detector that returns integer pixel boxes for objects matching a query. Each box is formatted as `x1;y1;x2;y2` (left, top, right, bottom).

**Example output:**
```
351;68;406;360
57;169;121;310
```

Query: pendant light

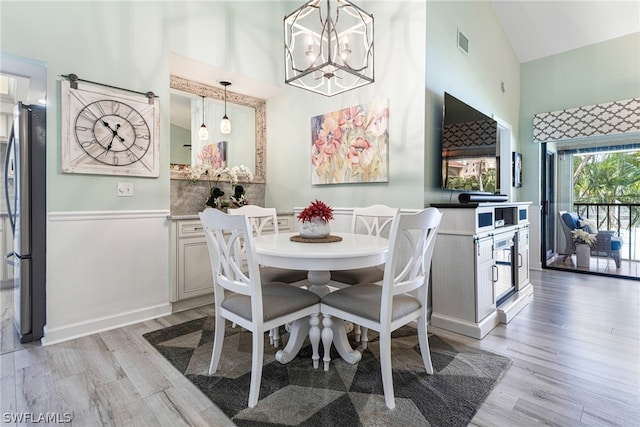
220;81;231;134
198;95;209;140
284;0;374;97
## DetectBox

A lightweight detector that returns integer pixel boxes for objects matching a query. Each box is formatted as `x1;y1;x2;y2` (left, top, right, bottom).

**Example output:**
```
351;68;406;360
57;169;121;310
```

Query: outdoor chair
558;211;622;268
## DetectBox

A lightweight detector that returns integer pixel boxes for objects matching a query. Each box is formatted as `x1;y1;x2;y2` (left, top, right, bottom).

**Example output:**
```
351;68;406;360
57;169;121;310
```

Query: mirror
169;74;266;183
169;91;255;169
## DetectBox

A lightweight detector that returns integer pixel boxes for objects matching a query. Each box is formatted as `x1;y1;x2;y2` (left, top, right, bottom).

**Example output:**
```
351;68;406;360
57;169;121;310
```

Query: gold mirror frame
169;74;266;183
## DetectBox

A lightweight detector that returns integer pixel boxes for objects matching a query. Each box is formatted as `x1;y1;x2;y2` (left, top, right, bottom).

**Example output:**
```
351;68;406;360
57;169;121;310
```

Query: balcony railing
573;203;640;261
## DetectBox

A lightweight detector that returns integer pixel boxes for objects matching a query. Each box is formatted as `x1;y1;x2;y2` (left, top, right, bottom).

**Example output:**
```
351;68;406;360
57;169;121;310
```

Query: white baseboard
430;311;499;339
41;303;171;346
497;283;534;324
171;294;214;313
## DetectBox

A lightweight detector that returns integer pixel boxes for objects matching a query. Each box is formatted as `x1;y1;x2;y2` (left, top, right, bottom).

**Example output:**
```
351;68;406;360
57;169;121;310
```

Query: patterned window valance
533;98;640;143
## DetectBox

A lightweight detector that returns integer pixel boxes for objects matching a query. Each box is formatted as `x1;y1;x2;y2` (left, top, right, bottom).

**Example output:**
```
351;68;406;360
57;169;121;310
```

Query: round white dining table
253;232;389;368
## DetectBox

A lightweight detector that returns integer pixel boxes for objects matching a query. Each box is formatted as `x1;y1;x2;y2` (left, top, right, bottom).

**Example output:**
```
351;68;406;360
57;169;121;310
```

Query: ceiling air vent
457;29;469;55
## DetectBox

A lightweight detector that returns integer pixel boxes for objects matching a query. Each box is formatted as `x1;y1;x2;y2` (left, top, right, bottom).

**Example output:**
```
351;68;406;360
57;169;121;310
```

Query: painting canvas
311;99;389;184
196;141;227;169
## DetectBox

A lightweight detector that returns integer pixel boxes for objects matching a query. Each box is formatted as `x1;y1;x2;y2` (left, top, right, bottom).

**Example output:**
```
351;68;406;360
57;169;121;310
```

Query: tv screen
441;92;498;192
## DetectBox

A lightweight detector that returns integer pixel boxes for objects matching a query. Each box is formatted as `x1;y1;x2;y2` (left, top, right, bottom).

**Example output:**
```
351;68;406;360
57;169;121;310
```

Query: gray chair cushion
330;266;385;285
321;283;420;323
260;266;308;284
222;283;320;322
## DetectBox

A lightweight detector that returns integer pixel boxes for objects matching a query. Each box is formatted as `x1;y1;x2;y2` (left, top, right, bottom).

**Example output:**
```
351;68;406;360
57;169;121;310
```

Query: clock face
61;80;160;177
74;100;151;167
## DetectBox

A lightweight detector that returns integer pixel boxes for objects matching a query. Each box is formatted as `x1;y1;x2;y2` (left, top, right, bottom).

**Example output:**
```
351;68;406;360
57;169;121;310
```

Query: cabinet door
475;236;496;322
516;227;530;288
276;214;292;232
176;236;214;300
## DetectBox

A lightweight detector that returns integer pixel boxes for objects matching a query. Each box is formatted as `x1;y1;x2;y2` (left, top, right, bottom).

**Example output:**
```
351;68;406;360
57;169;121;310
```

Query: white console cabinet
170;213;293;311
430;202;533;339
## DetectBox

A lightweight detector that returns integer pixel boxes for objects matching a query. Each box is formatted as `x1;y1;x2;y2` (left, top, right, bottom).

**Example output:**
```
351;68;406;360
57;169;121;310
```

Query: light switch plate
117;182;134;197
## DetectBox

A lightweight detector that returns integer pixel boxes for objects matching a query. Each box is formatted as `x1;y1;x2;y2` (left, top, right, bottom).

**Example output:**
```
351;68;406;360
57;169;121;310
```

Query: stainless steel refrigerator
4;102;46;342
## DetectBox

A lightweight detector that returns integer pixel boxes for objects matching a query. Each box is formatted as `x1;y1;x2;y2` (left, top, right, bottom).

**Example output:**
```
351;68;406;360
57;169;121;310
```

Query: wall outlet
117;182;134;197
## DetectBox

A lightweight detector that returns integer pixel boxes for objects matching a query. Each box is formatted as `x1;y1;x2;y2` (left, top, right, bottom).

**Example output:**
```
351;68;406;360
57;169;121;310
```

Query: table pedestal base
275;314;320;367
321;316;361;370
275;270;362;369
307;270;332;296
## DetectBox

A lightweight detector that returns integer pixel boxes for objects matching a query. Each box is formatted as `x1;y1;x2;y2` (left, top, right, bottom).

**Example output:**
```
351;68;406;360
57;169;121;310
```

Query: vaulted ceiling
491;0;640;63
2;1;639;116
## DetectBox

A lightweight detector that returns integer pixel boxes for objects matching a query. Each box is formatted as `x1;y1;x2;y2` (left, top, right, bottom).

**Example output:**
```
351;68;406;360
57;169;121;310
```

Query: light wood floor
1;269;638;426
547;253;640;279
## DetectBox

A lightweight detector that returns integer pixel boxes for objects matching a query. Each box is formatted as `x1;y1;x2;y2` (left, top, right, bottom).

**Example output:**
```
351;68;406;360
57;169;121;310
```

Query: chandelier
284;0;374;97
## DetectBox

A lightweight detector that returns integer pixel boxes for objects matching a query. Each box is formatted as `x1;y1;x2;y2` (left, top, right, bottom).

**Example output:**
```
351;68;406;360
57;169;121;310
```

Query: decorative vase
575;243;591;268
299;217;330;239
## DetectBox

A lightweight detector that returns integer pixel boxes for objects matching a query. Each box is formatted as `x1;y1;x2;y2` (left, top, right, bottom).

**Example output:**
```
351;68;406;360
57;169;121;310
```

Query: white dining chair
228;205;308;285
200;208;321;408
320;207;442;409
330;204;399;344
228;205;309;347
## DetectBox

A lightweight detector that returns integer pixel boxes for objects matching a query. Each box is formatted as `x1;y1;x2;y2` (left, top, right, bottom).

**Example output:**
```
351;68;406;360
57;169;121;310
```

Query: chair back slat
381;208;442;314
200;209;263;306
229;205;279;236
351;204;399;238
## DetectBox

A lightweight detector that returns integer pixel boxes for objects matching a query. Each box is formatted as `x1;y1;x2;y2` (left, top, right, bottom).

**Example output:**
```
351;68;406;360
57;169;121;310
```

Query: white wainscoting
44;210;172;345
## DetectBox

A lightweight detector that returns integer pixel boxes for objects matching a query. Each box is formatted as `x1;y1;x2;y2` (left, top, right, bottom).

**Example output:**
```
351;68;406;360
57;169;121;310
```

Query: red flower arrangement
297;200;334;223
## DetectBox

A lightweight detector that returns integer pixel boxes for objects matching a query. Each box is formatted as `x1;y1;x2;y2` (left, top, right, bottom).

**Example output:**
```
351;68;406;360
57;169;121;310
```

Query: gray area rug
144;316;511;427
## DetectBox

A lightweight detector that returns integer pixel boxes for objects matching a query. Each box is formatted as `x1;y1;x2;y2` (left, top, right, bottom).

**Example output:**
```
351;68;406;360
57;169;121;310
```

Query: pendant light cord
202;96;206;124
224;85;227;116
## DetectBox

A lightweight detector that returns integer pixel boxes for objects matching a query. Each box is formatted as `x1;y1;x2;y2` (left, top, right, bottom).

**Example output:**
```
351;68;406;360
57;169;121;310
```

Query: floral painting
197;141;227;169
311;99;389;184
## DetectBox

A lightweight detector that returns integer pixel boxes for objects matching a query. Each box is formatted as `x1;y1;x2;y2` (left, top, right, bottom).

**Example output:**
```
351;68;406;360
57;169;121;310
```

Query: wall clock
61;78;160;177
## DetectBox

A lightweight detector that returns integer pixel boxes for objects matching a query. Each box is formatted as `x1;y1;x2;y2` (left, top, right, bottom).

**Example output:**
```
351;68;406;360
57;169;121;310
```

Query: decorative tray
290;235;343;243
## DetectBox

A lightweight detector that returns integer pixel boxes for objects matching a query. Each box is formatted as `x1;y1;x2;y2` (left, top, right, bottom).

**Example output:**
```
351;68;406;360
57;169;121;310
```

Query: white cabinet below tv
430;202;533;339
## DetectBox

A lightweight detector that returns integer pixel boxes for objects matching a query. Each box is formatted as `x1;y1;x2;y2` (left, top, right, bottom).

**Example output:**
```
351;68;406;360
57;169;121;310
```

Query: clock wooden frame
61;79;160;177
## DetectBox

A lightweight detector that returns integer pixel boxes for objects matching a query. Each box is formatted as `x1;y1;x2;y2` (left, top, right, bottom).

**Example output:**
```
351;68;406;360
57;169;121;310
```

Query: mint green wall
425;1;521;203
166;1;284;89
170;124;190;165
1;1;170;211
0;1;281;212
519;32;640;204
266;1;427;210
1;0;534;214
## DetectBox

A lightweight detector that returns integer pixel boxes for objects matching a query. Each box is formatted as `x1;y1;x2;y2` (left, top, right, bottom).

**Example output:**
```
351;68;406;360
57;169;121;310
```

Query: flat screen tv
441;92;498;193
